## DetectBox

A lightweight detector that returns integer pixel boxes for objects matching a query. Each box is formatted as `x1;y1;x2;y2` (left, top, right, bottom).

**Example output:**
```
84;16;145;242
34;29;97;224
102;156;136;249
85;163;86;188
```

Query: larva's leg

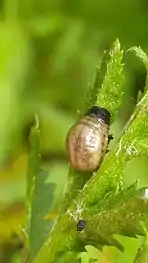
108;134;114;144
105;148;110;154
105;134;114;154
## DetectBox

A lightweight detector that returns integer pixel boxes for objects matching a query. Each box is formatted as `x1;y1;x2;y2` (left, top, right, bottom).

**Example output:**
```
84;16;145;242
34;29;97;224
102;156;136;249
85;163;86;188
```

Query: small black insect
76;219;86;231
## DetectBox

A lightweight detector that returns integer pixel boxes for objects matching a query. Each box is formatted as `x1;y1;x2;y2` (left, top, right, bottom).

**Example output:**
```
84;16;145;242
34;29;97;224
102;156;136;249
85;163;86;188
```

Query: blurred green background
0;0;148;262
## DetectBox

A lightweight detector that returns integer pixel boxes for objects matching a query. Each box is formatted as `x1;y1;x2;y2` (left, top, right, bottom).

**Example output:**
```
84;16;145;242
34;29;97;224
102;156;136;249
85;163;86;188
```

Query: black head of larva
76;219;86;231
85;106;110;125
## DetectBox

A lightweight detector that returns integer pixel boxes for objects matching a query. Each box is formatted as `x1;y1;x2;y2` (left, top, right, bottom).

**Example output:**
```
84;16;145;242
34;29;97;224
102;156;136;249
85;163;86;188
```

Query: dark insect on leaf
77;220;86;231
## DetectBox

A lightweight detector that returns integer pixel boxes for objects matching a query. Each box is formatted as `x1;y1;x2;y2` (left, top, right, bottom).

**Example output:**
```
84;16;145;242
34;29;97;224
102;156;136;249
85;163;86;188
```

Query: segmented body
66;107;110;172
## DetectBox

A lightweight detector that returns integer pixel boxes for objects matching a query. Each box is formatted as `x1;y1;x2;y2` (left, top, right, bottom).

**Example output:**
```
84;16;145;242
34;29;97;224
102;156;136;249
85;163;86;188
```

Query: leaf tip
34;113;40;131
112;38;121;52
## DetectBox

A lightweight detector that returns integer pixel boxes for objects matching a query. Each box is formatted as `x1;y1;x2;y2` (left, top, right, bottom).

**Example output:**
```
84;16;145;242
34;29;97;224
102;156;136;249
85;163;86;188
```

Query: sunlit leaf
134;243;148;263
85;39;124;123
27;169;55;263
62;39;124;212
26;116;56;263
128;46;148;94
77;185;148;250
28;42;148;263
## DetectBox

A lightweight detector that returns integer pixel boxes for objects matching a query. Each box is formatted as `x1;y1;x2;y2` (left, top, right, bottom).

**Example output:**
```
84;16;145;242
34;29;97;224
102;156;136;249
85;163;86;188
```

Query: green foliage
85;39;124;123
97;39;124;122
26;116;56;263
27;115;40;199
127;47;148;97
63;41;123;220
78;184;147;250
1;2;148;263
134;243;148;263
62;39;124;212
25;41;148;263
28;169;55;263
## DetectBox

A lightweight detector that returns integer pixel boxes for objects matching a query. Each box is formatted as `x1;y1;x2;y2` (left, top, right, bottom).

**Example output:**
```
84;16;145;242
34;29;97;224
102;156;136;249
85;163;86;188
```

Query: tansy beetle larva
66;106;111;172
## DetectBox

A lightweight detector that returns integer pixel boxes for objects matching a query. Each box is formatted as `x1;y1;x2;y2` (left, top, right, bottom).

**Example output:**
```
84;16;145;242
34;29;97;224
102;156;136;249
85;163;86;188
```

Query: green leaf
96;39;124;122
84;39;124;123
26;114;41;237
77;185;148;251
79;245;100;263
127;46;148;71
61;167;92;212
68;88;148;211
127;46;148;93
26;116;56;263
27;115;40;199
62;39;124;212
134;243;148;263
27;169;56;263
30;42;148;263
30;185;148;263
137;90;144;103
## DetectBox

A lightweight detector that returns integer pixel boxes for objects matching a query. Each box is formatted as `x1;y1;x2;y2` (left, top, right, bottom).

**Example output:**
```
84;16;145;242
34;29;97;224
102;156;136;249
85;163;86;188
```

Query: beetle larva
76;219;86;231
66;106;110;172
